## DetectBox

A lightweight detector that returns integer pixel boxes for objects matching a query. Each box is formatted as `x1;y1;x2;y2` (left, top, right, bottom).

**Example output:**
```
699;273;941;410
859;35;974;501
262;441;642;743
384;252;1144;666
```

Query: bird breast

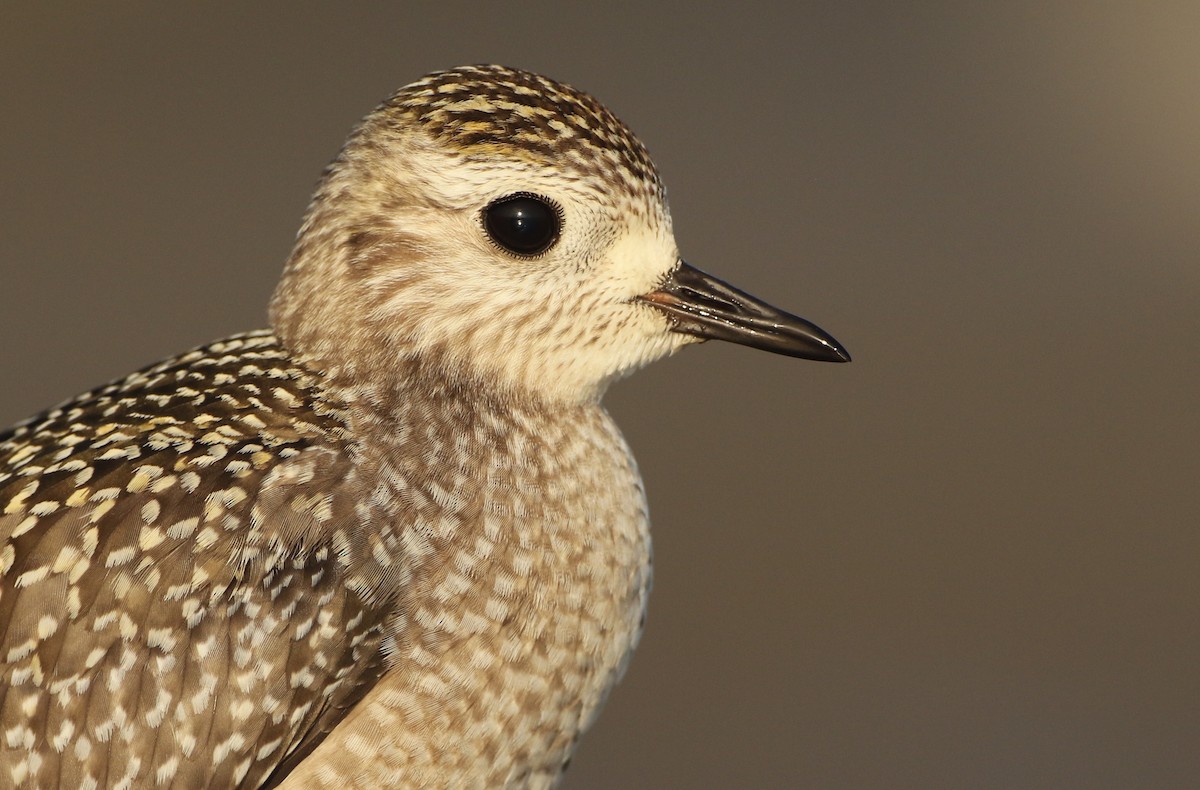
282;381;654;788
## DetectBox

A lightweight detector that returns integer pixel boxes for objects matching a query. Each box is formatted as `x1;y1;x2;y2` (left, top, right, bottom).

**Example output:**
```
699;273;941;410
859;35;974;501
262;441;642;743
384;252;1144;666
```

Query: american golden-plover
0;65;849;788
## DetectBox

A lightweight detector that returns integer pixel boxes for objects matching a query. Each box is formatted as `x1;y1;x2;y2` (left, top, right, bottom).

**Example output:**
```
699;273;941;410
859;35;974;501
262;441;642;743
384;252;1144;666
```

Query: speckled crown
379;65;663;194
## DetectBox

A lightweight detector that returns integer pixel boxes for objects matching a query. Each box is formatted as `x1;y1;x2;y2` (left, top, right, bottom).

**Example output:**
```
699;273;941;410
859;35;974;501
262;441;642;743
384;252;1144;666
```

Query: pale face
274;132;693;405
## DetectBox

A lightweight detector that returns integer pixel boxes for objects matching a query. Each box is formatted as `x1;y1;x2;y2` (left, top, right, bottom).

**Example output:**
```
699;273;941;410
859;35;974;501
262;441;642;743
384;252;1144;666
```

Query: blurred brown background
2;3;1197;788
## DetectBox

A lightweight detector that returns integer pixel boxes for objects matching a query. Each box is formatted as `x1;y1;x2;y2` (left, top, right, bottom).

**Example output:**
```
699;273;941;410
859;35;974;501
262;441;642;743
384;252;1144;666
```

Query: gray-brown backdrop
2;3;1196;788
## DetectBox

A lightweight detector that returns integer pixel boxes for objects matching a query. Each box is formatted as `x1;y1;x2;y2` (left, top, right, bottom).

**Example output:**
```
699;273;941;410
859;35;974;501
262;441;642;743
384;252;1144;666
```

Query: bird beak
639;261;851;362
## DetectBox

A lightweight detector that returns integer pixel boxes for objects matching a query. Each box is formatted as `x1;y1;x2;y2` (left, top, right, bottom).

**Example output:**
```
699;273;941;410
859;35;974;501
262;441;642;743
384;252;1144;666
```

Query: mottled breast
282;360;654;788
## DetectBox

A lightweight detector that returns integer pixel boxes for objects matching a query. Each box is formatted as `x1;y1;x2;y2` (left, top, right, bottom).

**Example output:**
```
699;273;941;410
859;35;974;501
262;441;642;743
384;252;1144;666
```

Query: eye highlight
483;193;562;257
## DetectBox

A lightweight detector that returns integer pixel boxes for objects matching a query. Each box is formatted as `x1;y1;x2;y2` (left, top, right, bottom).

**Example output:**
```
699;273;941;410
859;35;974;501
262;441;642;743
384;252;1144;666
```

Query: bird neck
282;338;597;433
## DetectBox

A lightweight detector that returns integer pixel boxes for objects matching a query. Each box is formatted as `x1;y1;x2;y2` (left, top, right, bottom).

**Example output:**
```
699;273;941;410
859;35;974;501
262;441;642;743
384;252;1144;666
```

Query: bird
0;64;849;789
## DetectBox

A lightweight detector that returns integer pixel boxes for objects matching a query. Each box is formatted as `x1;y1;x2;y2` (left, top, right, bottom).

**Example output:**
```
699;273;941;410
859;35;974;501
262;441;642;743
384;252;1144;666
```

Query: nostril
678;285;735;312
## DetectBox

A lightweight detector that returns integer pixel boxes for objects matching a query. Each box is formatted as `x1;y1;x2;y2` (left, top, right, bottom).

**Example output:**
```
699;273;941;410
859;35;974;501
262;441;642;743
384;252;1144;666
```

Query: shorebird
0;65;848;788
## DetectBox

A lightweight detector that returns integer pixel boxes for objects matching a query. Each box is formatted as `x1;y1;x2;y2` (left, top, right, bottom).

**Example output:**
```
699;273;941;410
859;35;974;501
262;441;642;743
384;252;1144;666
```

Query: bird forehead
382;65;663;198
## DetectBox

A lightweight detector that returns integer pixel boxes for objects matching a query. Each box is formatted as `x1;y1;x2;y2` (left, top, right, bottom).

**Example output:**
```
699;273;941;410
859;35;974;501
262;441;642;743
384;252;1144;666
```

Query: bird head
271;65;847;406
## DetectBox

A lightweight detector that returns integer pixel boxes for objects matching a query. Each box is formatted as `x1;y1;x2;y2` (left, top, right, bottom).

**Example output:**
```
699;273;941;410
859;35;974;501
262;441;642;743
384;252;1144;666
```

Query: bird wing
0;335;394;789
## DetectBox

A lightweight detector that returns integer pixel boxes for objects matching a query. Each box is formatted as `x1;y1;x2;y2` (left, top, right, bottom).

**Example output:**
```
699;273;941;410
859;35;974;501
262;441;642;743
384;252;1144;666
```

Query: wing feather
0;335;394;789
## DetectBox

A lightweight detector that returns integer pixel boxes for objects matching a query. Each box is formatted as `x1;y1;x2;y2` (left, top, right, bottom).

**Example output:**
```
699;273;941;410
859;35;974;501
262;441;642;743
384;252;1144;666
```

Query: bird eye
483;193;561;257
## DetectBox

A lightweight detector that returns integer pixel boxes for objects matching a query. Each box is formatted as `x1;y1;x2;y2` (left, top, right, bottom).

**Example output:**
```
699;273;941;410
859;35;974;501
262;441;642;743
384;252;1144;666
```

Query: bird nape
0;64;848;789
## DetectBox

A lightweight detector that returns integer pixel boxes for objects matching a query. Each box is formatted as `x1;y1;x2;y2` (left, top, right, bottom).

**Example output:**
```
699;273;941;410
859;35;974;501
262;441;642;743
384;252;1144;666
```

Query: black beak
639;262;850;362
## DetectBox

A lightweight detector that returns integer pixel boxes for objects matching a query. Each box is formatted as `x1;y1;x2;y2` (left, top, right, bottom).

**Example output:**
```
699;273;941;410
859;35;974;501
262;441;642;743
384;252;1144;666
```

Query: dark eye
483;193;561;257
